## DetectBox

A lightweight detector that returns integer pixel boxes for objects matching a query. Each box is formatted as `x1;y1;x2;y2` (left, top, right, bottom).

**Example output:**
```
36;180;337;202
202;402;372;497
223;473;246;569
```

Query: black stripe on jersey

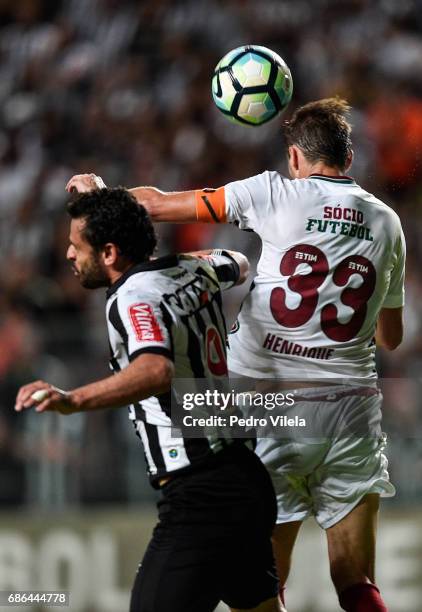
196;265;219;288
157;391;172;418
129;346;173;361
194;308;207;340
215;251;240;285
160;303;175;361
184;315;206;377
144;421;166;473
210;289;227;338
214;263;238;286
134;403;145;421
108;341;121;372
108;298;129;354
205;296;228;350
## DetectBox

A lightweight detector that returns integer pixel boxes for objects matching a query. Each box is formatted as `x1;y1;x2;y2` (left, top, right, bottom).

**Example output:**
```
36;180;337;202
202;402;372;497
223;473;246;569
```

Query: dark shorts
130;443;278;612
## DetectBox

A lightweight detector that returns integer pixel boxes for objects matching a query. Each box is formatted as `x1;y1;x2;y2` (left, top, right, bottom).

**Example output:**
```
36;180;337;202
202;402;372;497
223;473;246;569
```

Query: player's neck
306;162;347;178
108;261;137;286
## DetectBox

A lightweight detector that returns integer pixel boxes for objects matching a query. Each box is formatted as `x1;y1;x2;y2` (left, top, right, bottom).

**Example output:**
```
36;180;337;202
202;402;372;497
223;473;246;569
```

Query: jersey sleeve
109;290;173;362
205;250;240;290
382;224;406;308
224;171;272;230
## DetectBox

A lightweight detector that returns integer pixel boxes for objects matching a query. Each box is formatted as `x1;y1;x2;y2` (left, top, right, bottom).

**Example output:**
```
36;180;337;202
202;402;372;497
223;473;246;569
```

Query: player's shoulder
112;262;177;305
354;185;403;230
226;169;288;191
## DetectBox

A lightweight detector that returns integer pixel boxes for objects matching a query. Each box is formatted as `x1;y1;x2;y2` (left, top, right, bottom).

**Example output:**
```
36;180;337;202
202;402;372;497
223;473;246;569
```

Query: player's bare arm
15;353;174;415
66;174;224;223
375;306;403;350
129;186;229;223
130;186;197;222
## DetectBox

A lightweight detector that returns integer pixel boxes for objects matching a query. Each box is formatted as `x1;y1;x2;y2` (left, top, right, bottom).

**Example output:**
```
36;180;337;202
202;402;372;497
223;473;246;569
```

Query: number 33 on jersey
201;171;406;379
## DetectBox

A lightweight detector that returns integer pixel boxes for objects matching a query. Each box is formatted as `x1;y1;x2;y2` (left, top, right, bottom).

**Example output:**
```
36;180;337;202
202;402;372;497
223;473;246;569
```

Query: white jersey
225;171;405;379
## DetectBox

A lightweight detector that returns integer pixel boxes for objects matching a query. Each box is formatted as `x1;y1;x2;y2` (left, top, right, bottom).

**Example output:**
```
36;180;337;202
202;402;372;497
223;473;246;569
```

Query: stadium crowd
1;0;422;506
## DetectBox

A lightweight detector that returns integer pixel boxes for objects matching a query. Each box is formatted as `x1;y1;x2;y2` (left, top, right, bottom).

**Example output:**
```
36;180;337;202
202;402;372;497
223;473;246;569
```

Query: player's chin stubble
77;259;109;289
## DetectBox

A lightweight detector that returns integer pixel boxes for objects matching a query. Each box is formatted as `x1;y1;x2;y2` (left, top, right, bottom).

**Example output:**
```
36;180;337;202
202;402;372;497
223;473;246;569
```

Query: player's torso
229;175;398;379
106;258;232;479
107;257;228;383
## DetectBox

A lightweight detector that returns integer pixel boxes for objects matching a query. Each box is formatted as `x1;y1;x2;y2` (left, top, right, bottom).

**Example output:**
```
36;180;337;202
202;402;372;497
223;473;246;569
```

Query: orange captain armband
195;187;227;223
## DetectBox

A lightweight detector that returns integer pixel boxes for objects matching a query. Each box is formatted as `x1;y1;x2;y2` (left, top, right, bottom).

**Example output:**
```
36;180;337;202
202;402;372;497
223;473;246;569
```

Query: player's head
283;97;353;178
66;188;157;288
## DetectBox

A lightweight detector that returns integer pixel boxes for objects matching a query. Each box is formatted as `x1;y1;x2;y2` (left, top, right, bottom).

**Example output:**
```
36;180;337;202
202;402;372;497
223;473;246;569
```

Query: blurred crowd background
1;0;422;510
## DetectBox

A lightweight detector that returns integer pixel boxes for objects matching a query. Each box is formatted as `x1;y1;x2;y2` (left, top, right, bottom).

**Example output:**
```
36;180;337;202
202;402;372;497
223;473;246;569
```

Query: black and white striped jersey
105;252;244;485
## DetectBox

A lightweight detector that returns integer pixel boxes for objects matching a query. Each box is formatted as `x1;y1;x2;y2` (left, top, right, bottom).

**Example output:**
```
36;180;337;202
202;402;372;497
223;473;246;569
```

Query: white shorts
253;385;396;529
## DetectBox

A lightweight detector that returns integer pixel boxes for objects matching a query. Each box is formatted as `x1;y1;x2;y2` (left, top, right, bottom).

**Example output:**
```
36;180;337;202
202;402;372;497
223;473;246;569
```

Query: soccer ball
212;45;293;126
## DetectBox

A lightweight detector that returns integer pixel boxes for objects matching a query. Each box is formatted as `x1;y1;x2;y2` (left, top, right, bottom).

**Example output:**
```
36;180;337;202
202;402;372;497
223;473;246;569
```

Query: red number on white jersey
270;245;376;342
206;326;228;376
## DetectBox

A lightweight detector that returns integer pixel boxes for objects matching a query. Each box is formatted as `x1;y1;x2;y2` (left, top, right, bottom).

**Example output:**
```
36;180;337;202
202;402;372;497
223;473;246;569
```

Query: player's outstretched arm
66;174;226;223
375;306;403;350
15;354;174;415
129;186;197;222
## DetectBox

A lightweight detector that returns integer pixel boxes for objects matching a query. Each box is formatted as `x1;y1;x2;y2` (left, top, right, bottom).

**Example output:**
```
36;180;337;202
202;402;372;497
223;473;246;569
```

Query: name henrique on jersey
105;253;241;485
224;172;405;379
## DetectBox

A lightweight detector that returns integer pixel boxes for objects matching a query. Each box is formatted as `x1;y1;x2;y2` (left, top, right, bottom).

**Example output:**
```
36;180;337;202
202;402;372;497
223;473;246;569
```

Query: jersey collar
106;255;179;298
308;173;355;184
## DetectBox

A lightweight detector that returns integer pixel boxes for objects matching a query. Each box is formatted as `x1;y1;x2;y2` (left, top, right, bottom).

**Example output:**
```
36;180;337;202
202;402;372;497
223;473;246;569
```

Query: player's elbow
152;357;175;392
381;333;403;351
377;328;403;351
376;307;403;351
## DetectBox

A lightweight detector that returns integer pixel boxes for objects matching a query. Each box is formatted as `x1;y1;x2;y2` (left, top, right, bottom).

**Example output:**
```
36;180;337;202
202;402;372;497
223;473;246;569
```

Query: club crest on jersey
128;303;163;343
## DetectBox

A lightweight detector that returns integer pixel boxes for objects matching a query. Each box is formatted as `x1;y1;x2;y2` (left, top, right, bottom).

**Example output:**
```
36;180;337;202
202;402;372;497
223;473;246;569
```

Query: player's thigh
325;493;380;592
220;494;279;609
219;450;279;609
130;523;220;612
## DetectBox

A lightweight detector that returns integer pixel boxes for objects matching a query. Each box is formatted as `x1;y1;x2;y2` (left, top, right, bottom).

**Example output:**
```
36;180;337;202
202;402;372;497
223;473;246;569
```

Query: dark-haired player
15;188;282;612
67;98;405;612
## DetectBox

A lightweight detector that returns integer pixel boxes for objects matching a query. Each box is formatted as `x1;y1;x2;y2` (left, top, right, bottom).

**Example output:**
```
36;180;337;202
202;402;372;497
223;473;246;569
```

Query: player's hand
182;249;213;260
65;173;106;194
15;381;77;415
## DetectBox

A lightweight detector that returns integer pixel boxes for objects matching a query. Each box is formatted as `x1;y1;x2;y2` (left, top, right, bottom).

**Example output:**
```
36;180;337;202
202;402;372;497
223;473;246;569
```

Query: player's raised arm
129;185;231;224
129;186;198;222
66;172;270;227
66;174;226;223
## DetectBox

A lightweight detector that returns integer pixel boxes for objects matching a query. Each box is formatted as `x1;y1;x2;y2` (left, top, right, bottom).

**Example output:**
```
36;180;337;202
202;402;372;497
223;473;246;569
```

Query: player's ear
102;243;119;266
288;145;300;177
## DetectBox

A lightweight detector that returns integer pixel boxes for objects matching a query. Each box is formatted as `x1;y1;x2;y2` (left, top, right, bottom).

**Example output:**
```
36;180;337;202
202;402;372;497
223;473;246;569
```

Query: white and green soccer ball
212;45;293;126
